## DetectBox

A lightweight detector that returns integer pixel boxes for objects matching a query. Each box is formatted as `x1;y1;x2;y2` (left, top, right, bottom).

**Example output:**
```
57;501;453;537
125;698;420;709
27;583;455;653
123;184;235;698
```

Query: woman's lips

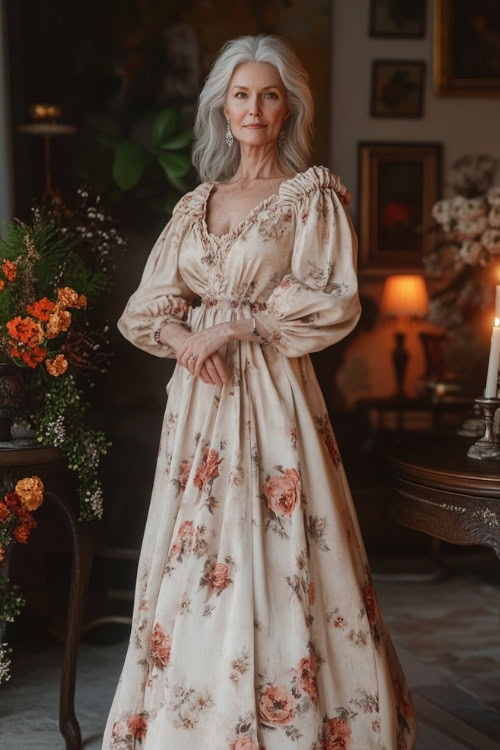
245;124;266;128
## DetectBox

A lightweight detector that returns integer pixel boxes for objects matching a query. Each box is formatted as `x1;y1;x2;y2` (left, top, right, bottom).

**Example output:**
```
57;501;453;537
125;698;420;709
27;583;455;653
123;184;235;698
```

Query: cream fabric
103;166;417;750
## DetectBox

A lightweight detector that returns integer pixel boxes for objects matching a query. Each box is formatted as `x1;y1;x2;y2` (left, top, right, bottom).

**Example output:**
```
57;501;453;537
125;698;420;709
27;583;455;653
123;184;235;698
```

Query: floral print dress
102;166;417;750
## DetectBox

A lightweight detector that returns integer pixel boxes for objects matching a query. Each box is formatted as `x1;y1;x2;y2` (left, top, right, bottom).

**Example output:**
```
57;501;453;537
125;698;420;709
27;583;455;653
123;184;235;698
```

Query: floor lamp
380;274;429;398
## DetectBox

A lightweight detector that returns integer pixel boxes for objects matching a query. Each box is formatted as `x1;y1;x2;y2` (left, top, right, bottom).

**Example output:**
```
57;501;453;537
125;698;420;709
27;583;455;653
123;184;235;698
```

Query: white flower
482;228;500;254
488;206;500;228
456;215;488;238
487;186;500;206
458;240;484;265
458;196;487;220
432;199;454;228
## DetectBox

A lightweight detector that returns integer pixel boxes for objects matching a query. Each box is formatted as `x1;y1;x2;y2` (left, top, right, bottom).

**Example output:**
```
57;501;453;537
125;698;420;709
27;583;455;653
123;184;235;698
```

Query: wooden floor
413;693;500;750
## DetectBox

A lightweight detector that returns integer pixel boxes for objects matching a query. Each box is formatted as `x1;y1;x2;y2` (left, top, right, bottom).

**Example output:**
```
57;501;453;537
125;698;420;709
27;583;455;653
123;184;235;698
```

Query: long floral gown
102;166;417;750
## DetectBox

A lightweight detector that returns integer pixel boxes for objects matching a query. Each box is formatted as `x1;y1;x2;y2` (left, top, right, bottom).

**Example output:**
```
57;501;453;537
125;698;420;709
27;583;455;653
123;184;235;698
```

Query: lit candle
496;284;500;319
484;317;500;398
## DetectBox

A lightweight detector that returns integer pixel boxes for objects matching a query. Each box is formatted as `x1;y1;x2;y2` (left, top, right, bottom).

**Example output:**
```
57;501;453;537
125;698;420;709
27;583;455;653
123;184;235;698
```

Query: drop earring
278;125;286;148
225;119;234;148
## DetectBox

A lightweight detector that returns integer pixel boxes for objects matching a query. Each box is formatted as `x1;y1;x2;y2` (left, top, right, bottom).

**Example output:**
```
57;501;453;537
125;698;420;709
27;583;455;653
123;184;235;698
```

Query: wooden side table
383;432;500;561
1;442;94;750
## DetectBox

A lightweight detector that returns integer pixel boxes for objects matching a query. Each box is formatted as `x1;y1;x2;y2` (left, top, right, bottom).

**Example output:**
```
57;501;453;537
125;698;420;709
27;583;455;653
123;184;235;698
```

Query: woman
102;34;417;750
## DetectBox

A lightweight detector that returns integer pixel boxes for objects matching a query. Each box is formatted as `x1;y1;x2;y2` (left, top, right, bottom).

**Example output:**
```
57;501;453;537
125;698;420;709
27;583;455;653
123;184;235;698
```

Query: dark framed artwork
358;142;442;268
371;60;425;117
369;0;427;38
434;0;500;96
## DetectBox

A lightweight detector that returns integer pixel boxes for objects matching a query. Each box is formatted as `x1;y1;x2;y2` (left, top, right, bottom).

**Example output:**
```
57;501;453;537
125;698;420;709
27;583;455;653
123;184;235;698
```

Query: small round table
1;441;93;750
383;432;500;561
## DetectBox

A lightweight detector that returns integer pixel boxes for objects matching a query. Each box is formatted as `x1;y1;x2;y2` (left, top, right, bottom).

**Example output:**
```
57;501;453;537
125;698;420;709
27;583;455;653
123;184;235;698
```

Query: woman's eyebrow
231;85;280;90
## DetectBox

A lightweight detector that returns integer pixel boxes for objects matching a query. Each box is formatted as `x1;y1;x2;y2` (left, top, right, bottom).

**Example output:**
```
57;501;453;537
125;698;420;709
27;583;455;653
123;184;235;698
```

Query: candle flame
496;317;500;326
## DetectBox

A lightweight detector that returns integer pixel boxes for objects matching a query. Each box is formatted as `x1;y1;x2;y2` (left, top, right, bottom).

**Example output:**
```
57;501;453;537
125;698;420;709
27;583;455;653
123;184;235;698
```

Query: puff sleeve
117;209;196;359
252;167;362;358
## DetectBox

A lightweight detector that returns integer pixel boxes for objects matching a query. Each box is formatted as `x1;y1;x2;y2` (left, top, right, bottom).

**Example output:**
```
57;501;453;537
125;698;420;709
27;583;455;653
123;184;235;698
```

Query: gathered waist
200;296;267;313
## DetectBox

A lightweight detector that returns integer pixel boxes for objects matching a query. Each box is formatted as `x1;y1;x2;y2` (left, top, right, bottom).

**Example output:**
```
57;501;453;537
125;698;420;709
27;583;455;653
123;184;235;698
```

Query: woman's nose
248;98;261;116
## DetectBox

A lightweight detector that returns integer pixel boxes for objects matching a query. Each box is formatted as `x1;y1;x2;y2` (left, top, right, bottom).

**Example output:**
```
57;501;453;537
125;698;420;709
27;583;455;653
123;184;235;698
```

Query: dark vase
0;362;25;441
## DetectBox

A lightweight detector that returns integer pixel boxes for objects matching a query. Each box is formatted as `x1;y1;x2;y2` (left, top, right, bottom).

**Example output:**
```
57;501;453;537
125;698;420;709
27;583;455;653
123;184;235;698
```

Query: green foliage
34;374;110;521
95;107;193;215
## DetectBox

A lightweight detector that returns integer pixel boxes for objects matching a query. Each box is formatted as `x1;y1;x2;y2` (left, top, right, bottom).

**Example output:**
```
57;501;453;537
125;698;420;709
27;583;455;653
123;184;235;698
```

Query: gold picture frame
358;142;442;269
434;0;500;97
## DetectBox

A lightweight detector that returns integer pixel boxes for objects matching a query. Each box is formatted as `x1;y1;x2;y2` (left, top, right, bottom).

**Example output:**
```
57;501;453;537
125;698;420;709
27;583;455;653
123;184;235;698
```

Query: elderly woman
102;34;417;750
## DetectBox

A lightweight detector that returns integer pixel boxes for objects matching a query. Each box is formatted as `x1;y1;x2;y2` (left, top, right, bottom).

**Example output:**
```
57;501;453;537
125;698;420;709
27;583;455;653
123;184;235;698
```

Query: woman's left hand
176;321;233;380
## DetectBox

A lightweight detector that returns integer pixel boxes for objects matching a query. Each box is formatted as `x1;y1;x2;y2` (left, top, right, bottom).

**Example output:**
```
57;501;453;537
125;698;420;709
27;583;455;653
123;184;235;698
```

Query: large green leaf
157;151;191;177
160;129;193;151
151;109;178;149
112;141;147;190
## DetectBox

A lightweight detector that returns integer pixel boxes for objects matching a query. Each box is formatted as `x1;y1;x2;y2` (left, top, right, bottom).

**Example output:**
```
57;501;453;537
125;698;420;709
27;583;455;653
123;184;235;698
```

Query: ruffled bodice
117;165;361;359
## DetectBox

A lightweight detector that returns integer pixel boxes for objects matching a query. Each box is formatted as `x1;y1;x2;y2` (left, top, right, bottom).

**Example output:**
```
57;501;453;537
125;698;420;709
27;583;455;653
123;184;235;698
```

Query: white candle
496;285;500;318
484;317;500;398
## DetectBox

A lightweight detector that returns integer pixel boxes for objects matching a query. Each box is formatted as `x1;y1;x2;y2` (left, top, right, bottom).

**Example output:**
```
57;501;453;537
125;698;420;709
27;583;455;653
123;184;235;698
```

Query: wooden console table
383;432;500;561
1;442;93;750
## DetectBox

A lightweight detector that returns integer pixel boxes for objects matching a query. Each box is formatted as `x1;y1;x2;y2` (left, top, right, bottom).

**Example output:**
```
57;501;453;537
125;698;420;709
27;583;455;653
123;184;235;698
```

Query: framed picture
369;0;427;38
434;0;500;96
358;142;442;268
371;60;425;118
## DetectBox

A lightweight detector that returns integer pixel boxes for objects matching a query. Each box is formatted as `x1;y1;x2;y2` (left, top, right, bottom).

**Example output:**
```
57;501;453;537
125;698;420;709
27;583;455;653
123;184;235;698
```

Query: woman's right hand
161;324;228;385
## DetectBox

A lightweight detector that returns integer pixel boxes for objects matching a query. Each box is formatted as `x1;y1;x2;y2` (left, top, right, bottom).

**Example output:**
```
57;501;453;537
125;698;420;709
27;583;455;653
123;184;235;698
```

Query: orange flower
15;476;44;511
0;279;4;291
9;345;21;358
2;259;17;281
57;287;87;309
14;524;30;543
21;346;47;368
7;316;44;346
0;501;9;521
45;306;71;338
0;545;4;562
26;297;56;322
45;353;68;377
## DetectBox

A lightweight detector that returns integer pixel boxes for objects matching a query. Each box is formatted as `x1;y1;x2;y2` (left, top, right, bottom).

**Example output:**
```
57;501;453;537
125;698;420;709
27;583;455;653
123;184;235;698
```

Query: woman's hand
175;322;233;385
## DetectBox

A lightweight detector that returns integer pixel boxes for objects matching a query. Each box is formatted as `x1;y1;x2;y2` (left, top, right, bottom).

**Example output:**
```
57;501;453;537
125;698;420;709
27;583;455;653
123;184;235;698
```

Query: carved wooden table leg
47;490;94;750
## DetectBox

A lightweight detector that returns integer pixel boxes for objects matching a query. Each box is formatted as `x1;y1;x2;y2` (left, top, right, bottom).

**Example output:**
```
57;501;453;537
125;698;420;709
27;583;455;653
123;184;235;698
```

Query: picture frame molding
357;141;442;270
369;0;427;39
370;59;426;118
434;0;500;97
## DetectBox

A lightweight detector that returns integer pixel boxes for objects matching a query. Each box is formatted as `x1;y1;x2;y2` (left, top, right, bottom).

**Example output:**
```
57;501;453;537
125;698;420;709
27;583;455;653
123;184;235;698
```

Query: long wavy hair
192;34;314;184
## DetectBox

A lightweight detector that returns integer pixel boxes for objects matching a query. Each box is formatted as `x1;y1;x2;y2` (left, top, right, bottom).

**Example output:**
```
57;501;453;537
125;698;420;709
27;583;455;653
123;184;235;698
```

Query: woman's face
224;61;290;149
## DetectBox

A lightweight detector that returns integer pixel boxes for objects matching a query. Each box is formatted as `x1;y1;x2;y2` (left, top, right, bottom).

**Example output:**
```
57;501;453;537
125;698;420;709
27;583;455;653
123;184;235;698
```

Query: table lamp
380;274;429;397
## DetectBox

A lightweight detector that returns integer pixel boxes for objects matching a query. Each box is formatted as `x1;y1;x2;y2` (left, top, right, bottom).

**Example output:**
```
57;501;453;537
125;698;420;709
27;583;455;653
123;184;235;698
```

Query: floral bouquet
424;156;500;332
0;475;44;683
0;186;127;521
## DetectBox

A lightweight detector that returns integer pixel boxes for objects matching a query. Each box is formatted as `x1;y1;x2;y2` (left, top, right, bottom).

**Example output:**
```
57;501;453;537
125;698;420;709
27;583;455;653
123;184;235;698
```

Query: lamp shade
380;274;429;317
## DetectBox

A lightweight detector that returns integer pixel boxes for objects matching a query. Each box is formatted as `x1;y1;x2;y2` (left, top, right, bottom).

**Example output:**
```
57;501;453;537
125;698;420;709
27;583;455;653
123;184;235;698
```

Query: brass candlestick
467;397;500;460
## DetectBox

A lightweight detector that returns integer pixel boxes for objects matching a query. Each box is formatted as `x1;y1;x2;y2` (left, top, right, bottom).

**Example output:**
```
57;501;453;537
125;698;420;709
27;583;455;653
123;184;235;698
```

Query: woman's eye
265;92;278;98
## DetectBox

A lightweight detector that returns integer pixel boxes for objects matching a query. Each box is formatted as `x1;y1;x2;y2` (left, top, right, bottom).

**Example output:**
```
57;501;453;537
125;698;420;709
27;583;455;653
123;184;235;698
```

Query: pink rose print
179;460;192;490
229;738;259;750
178;520;195;538
259;685;295;726
207;561;230;592
150;623;172;670
297;653;318;701
127;713;148;742
194;445;221;489
323;717;351;749
263;468;301;517
111;720;128;741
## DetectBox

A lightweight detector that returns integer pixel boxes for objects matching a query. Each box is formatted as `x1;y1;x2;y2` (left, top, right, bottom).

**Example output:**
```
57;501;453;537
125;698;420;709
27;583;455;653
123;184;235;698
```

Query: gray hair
192;34;314;184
